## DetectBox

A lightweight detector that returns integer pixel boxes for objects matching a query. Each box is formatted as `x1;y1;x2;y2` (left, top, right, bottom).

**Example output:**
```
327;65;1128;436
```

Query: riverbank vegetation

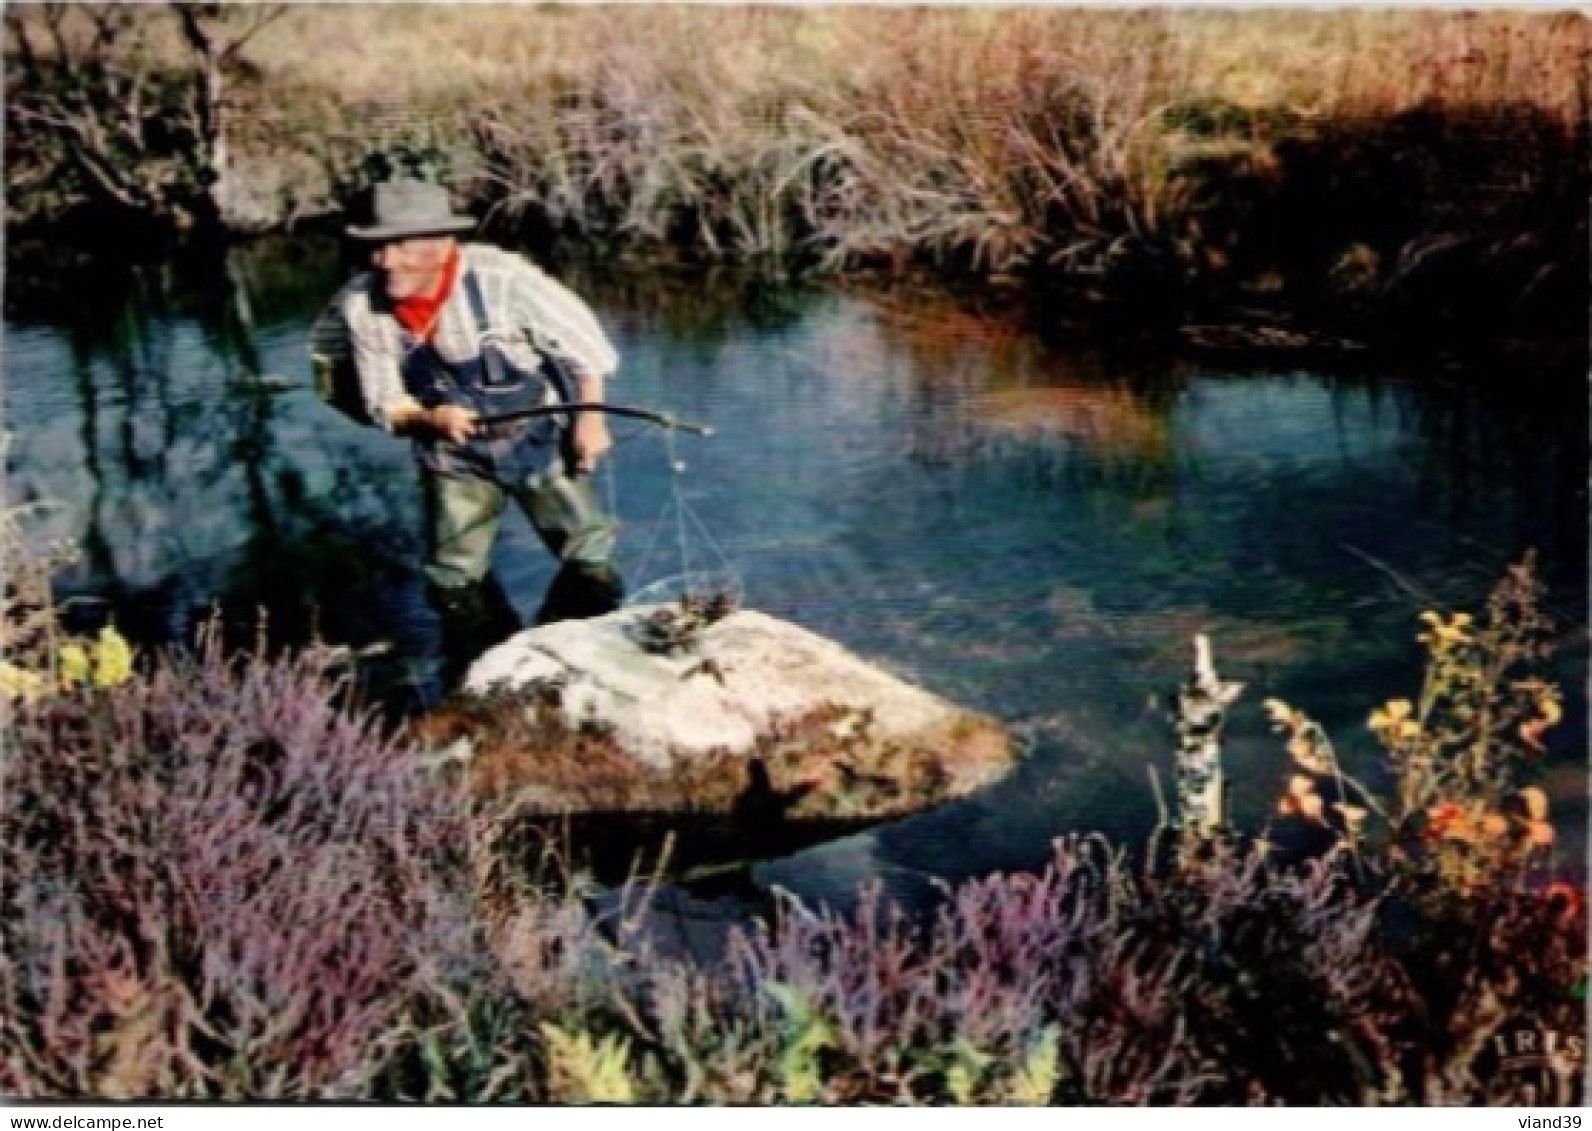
2;501;1583;1103
5;6;1587;346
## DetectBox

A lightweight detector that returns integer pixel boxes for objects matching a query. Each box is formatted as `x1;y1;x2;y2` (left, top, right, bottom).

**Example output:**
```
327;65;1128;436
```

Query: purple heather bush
702;837;1385;1103
0;623;486;1098
598;832;1580;1104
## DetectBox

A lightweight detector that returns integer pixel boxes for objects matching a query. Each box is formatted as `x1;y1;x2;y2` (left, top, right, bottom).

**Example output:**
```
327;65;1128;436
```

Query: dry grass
277;7;1586;271
9;7;1587;279
246;8;1587;122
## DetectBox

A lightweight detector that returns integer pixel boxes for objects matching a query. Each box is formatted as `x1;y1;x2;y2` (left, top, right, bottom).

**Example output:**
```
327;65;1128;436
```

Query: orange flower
1519;787;1550;822
1425;801;1467;841
1288;734;1332;773
1279;775;1326;824
1519;718;1553;752
1525;820;1556;849
1545;882;1584;917
1517;682;1562;752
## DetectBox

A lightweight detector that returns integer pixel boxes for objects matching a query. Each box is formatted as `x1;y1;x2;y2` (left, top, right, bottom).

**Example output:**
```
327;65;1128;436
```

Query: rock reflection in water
500;811;881;966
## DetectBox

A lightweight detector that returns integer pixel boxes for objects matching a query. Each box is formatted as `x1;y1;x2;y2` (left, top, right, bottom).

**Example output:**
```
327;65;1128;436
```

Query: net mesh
625;568;743;613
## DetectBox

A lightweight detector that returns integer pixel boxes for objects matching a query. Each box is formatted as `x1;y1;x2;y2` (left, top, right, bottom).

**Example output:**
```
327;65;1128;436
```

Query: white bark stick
1174;634;1243;842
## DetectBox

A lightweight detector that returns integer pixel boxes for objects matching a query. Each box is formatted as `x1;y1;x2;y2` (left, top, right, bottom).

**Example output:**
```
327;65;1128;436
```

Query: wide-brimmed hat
345;178;476;241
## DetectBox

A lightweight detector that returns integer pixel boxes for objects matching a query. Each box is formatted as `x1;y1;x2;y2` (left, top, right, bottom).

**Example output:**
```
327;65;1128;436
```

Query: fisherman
310;175;624;677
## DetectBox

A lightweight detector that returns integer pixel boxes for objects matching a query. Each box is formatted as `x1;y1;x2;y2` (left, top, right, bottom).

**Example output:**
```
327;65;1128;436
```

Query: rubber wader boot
533;561;625;626
428;575;523;687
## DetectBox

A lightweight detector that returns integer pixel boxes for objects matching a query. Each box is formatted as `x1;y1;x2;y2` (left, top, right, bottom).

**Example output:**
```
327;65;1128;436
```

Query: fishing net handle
476;402;713;436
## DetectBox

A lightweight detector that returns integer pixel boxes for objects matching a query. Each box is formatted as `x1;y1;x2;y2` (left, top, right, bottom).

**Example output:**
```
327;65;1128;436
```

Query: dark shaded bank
9;97;1588;368
1026;104;1589;359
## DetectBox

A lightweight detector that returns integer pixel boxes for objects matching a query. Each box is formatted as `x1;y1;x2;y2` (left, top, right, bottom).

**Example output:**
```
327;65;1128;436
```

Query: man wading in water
311;175;624;681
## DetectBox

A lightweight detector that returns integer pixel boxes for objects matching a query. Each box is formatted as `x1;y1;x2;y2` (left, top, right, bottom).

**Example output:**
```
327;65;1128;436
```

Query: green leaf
540;1022;637;1104
764;981;835;1104
1005;1026;1061;1105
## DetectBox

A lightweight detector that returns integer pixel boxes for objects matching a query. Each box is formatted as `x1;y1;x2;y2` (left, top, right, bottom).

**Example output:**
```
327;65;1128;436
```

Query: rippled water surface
5;238;1586;905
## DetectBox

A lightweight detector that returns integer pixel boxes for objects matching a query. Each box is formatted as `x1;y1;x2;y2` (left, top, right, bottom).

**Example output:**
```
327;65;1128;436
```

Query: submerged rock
418;606;1016;823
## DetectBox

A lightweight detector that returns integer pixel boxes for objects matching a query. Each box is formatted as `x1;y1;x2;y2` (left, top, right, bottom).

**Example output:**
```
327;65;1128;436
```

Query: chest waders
400;270;622;678
400;268;573;485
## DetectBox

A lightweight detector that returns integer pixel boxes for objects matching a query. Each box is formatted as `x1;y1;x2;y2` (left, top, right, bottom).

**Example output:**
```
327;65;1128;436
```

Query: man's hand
389;398;478;444
570;366;612;474
427;403;479;445
571;413;612;474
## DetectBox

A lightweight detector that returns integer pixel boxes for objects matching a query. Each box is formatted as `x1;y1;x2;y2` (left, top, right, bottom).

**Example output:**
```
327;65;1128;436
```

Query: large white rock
443;606;1016;821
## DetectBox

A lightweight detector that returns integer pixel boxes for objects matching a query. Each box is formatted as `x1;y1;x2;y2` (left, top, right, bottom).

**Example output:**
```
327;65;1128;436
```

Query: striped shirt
311;244;618;431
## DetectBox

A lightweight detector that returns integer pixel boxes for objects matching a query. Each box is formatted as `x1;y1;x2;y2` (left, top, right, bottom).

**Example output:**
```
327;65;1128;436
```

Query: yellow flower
58;643;90;687
0;661;47;702
1369;698;1409;728
1369;699;1422;744
1417;611;1474;650
91;626;133;687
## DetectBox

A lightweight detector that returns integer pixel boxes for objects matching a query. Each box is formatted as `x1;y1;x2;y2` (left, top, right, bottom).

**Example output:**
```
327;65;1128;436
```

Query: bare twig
1340;543;1435;605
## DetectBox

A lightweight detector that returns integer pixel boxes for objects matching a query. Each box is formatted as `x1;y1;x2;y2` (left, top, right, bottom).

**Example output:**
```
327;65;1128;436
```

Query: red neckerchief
391;246;462;340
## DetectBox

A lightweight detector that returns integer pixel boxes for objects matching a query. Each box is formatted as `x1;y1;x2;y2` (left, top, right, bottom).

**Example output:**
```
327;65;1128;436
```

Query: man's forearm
568;369;613;471
385;396;434;433
574;371;606;419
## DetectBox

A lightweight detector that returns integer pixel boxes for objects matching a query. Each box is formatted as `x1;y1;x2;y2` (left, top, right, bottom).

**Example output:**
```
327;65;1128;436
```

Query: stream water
5;237;1586;920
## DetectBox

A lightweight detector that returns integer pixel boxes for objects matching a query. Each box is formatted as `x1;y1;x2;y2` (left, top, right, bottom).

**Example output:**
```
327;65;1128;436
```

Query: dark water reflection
4;238;1586;909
